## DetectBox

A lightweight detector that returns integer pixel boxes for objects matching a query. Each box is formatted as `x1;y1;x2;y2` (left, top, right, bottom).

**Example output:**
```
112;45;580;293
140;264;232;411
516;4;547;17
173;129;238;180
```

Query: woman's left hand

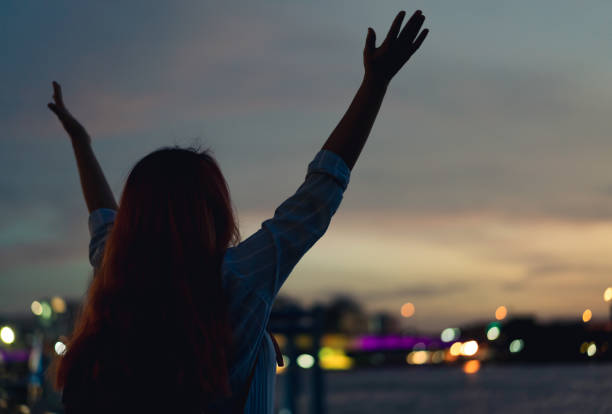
48;81;90;142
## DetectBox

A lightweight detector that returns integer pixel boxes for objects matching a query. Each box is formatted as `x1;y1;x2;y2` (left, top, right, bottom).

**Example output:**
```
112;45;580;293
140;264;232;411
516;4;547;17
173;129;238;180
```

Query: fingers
413;28;429;51
52;80;65;107
47;102;59;116
398;10;426;44
381;10;406;48
364;27;376;56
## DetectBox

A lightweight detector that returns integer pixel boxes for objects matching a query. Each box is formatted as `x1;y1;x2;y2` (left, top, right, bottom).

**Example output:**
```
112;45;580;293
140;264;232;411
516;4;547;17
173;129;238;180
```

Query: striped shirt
86;149;350;413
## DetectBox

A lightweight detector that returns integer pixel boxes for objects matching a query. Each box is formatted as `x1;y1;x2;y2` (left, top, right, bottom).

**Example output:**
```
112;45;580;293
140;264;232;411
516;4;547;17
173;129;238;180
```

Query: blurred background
2;1;612;413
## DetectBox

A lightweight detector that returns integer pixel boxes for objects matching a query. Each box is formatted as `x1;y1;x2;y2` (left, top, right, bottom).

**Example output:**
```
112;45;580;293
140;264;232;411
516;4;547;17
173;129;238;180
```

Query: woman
48;10;428;413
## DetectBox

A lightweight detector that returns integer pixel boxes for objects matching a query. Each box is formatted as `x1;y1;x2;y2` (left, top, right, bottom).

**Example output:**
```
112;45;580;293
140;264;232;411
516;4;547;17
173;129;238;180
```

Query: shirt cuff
307;150;351;191
88;208;117;237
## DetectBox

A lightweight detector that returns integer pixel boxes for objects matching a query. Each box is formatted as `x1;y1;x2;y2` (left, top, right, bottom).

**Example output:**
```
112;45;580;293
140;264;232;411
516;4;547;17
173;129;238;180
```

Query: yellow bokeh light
31;301;43;316
604;288;612;302
431;350;445;364
406;350;429;365
582;309;592;323
400;302;415;318
587;343;597;357
319;347;353;370
580;342;589;354
449;342;462;356
0;326;15;345
463;360;481;374
495;306;508;320
461;340;479;356
51;297;67;313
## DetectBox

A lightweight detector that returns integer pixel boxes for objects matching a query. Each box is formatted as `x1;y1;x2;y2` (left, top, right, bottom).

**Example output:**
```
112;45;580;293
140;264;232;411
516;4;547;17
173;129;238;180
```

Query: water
277;364;612;413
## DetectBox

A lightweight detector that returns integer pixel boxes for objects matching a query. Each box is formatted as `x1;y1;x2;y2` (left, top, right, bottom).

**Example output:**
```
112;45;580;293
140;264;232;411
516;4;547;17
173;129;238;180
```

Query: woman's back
63;150;350;412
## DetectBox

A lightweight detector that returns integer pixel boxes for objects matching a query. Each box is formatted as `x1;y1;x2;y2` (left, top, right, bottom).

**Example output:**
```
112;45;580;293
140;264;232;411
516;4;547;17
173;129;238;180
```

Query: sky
2;0;612;331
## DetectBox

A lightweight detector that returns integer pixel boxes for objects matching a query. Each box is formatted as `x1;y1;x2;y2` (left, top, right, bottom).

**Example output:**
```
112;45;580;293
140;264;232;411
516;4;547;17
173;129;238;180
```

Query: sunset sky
2;1;612;331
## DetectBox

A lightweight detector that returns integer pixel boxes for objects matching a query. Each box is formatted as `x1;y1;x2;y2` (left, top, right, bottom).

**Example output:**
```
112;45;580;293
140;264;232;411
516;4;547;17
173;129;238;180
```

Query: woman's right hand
363;10;429;86
48;81;90;142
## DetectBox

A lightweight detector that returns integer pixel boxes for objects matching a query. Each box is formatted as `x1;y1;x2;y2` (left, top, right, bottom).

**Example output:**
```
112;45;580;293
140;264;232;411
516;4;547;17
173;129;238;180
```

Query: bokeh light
406;350;429;365
431;350;445;364
0;327;15;345
582;309;592;323
604;287;612;302
580;342;589;354
509;339;525;353
587;343;597;357
319;347;353;370
54;341;67;355
487;326;500;341
486;322;501;341
440;328;460;343
461;340;479;356
495;306;508;320
463;360;480;374
51;296;66;313
296;353;315;369
30;301;43;316
449;342;462;356
40;301;52;319
400;302;415;318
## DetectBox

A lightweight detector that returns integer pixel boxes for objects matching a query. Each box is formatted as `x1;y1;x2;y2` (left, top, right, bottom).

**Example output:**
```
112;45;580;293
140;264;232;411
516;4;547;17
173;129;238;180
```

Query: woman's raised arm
322;10;428;170
48;81;118;213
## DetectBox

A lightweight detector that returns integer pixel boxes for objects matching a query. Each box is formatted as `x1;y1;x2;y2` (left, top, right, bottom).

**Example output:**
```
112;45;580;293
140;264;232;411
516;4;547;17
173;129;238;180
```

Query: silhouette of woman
48;10;428;414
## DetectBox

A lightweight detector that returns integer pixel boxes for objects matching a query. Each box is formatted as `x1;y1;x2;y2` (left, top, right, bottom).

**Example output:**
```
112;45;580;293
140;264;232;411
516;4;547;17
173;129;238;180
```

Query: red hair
56;147;240;411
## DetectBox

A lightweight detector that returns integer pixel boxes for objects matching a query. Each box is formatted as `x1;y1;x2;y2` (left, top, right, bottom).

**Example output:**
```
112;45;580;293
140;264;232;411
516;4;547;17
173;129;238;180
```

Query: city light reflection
463;360;480;374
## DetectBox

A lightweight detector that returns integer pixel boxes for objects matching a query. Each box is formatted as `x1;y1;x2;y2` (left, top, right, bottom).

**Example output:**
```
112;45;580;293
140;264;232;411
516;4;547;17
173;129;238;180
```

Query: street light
0;326;15;345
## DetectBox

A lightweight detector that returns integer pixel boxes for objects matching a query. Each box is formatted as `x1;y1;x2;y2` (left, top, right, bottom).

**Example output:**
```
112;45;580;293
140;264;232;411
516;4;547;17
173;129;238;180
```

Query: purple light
0;349;30;363
354;335;443;351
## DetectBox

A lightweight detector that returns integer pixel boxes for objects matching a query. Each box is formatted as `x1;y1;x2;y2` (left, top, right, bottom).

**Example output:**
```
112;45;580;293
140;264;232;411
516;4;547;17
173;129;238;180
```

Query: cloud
350;281;471;301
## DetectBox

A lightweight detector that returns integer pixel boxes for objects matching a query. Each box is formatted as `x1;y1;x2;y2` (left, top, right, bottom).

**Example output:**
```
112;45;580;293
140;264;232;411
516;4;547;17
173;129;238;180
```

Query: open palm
364;10;428;85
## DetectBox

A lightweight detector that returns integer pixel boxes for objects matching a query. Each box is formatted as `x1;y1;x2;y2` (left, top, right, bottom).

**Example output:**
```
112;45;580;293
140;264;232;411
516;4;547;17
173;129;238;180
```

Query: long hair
56;147;240;411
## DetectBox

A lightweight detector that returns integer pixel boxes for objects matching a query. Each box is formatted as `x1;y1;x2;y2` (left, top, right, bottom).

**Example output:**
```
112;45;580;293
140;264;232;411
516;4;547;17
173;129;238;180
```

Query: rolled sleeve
307;149;350;191
88;208;117;268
